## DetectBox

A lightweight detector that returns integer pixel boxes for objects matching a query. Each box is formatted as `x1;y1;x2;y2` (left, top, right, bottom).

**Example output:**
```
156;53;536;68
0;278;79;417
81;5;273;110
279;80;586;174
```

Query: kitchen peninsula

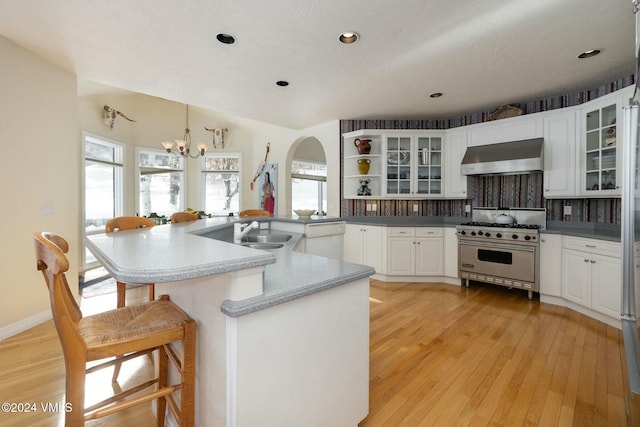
86;216;374;427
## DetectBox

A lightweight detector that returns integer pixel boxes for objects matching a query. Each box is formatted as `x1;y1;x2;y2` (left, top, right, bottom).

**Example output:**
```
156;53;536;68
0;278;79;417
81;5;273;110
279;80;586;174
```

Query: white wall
0;36;79;334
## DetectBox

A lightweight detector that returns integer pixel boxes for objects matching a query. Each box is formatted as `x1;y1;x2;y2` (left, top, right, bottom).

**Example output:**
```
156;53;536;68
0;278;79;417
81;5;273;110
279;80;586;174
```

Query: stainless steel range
457;208;546;300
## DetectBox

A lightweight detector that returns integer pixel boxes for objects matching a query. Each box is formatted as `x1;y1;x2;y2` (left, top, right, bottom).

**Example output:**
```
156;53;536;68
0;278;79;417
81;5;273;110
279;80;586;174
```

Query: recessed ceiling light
429;92;443;98
216;33;236;44
578;49;601;59
276;80;289;87
339;32;359;44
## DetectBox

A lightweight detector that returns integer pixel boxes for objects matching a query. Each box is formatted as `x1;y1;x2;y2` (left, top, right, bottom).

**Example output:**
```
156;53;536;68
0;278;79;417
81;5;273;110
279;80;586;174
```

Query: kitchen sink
241;243;284;250
241;234;292;243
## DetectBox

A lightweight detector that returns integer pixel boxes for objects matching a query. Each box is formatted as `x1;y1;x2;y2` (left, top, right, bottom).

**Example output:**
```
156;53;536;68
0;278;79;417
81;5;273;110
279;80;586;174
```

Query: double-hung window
137;148;185;218
83;133;124;268
201;153;241;216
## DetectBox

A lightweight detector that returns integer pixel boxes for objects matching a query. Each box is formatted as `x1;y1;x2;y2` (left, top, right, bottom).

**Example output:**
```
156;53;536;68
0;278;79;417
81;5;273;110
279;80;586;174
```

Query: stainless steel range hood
460;138;544;175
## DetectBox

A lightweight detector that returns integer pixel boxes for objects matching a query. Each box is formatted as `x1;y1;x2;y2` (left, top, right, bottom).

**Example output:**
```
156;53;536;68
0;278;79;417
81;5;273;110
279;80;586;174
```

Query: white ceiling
0;0;636;129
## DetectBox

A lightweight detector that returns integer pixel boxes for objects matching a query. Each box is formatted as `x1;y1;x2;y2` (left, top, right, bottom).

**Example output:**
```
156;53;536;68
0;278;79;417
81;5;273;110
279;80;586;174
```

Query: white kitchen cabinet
443;227;459;279
578;87;633;196
543;110;578;198
539;233;562;297
386;227;443;276
467;114;543;147
344;224;383;273
384;132;444;198
561;236;621;319
444;127;469;198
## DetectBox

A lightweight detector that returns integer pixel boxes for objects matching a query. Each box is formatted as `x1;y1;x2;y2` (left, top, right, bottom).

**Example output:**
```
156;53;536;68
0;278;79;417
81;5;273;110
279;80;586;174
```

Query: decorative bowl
294;209;315;219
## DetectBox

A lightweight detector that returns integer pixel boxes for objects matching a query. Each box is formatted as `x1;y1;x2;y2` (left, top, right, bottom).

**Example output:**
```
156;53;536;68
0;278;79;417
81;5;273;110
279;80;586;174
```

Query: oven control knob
459;230;466;235
496;233;502;238
471;231;477;236
512;234;519;239
478;231;484;236
524;235;531;241
484;232;491;237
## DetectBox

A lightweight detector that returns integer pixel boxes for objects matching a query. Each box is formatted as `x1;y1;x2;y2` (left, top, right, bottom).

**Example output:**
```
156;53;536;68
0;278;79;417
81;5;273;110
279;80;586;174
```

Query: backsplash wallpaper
340;75;633;224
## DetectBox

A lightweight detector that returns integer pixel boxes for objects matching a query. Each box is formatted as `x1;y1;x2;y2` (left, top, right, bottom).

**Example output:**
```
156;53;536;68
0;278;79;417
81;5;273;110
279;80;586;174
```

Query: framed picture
258;163;277;215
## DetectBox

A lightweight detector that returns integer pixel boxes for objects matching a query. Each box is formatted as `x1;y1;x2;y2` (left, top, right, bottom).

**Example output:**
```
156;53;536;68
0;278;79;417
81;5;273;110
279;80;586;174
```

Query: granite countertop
86;215;374;317
343;216;622;242
543;221;621;242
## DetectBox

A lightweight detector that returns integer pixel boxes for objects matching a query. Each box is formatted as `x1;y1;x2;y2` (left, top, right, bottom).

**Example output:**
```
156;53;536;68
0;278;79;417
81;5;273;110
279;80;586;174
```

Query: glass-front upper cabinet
585;102;617;193
385;135;412;195
383;132;444;197
416;135;442;195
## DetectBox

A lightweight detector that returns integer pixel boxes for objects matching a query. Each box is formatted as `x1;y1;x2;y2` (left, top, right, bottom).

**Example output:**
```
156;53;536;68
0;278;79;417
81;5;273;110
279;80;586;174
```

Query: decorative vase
354;138;372;154
357;158;371;174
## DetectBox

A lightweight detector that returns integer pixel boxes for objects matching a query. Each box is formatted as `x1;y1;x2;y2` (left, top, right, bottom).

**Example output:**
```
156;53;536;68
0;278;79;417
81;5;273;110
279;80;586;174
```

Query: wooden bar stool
171;212;199;223
105;216;156;308
34;231;196;426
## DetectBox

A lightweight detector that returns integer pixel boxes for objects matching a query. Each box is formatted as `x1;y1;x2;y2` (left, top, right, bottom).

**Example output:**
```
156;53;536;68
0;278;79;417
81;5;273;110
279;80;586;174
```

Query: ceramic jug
357;158;371;174
354;138;372;154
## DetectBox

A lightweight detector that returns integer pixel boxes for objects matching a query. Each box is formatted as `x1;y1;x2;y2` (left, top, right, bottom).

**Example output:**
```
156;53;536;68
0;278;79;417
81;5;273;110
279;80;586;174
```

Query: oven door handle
458;239;536;252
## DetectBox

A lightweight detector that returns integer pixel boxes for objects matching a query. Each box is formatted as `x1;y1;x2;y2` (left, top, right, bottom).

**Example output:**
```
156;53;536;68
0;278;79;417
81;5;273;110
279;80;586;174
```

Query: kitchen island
86;216;374;427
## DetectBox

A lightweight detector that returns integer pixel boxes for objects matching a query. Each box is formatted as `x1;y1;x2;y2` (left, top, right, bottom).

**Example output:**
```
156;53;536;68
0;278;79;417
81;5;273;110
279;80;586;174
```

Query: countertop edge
220;265;375;318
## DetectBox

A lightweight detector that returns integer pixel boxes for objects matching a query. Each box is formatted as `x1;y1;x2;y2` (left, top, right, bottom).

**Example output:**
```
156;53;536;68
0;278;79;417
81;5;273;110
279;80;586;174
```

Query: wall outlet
413;204;419;213
465;204;471;213
366;203;372;211
259;222;269;229
563;205;572;216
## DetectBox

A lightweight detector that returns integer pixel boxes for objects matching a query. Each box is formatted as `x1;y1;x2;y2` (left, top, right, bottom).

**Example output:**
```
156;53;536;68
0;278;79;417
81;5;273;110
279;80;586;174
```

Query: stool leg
116;281;126;308
156;347;167;426
65;356;86;425
113;280;126;382
181;319;196;427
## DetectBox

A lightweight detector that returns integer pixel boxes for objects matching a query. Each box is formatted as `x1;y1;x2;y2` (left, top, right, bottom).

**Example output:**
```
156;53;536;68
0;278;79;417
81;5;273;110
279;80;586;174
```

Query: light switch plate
465;204;471;213
413;204;419;212
372;203;377;211
366;204;372;211
563;206;572;215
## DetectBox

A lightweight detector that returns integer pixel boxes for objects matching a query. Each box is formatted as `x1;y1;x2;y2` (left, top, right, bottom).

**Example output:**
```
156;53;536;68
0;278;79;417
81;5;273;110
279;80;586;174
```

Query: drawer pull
585;245;596;248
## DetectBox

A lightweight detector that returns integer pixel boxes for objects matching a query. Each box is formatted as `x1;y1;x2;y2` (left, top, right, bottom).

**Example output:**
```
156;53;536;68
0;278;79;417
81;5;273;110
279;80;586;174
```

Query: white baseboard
0;310;52;341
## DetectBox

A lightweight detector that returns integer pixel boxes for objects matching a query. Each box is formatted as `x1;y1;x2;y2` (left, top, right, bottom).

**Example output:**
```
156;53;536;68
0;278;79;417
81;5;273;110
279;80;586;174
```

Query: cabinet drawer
416;227;443;237
387;227;415;237
563;236;620;258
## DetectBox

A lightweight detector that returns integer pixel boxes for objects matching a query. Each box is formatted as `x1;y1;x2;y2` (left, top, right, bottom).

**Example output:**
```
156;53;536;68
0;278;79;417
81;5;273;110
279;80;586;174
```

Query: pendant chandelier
161;105;208;158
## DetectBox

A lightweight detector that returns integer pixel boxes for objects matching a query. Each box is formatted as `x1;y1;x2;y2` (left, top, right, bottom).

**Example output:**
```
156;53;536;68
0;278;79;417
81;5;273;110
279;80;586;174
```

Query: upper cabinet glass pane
586;110;599;132
602;104;616;128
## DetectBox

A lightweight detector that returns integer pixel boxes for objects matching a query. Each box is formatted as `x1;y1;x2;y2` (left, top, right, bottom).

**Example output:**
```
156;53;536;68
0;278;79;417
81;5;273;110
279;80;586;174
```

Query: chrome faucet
233;221;259;243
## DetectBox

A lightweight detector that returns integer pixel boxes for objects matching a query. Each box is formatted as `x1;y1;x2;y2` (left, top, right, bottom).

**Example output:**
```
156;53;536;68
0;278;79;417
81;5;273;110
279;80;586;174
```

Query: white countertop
86;216;374;317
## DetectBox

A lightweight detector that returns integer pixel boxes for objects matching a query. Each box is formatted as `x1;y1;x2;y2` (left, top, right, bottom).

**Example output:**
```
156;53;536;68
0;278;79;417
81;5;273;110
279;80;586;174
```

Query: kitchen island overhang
86;216;374;426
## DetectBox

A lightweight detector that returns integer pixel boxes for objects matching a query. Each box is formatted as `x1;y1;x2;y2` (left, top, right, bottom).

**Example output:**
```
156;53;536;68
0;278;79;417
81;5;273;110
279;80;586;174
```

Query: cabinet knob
591;260;596;264
541;239;546;242
584;259;589;263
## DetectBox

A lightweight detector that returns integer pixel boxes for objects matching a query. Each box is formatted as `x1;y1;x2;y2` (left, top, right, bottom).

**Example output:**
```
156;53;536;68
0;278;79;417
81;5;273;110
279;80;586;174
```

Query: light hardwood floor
0;280;634;426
